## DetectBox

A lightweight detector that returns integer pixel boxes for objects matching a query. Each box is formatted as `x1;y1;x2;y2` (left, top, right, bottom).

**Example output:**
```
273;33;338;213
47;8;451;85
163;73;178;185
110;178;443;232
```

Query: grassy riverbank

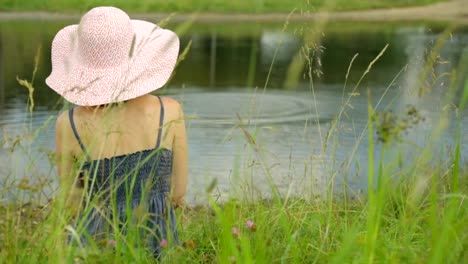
0;0;447;13
0;167;466;263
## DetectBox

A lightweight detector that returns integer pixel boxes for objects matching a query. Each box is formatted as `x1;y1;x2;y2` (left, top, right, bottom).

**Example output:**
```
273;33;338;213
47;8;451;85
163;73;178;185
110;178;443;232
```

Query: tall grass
1;164;466;262
1;8;467;264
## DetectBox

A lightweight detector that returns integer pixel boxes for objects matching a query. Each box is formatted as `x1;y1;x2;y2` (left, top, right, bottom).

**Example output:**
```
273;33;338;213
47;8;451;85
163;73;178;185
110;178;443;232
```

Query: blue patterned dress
68;96;178;257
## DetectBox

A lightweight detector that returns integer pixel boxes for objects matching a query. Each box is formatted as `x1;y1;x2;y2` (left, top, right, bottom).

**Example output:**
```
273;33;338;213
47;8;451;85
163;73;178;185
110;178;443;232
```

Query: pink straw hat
46;6;180;106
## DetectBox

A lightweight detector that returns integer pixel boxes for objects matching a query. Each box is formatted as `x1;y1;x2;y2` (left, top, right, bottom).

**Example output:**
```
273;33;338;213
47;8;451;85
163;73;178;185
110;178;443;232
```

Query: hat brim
46;20;179;106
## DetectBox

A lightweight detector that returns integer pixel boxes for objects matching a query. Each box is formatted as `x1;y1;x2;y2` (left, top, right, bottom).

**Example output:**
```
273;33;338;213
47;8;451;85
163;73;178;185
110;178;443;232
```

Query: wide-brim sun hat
46;6;180;106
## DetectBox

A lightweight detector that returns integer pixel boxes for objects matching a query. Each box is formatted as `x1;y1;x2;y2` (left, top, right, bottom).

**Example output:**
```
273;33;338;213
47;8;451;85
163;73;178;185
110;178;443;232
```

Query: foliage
0;168;466;263
0;0;447;13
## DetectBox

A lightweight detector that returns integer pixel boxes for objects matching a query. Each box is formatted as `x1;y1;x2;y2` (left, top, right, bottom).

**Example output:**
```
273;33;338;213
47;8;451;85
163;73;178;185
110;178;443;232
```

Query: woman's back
70;95;173;158
70;95;173;194
56;95;187;257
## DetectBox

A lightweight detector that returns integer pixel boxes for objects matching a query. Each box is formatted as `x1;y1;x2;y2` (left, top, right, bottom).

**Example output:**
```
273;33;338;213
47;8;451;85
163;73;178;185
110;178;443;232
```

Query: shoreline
0;1;467;24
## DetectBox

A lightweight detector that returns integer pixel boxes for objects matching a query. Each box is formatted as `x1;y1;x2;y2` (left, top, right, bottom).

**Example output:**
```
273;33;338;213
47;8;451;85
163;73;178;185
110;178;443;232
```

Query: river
0;20;467;204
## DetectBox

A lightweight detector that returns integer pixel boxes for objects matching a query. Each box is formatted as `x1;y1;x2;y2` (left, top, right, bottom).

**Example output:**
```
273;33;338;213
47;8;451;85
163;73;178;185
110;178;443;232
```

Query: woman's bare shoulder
55;110;70;130
161;96;182;108
161;96;184;117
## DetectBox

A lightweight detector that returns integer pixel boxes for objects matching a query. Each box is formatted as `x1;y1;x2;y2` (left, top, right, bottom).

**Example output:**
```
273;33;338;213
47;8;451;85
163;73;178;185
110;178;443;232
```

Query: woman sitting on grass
47;6;188;258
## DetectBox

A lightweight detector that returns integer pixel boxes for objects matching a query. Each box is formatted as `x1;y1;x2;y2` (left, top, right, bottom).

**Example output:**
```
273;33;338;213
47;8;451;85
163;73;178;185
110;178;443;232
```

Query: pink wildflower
232;227;240;238
159;239;168;248
246;220;257;231
108;239;117;247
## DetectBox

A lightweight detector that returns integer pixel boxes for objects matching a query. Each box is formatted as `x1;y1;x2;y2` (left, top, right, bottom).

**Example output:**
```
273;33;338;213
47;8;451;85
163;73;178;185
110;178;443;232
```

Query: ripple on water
175;91;337;126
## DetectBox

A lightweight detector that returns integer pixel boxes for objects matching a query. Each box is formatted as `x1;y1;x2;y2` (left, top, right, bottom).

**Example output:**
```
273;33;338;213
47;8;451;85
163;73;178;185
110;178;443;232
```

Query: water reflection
0;21;467;204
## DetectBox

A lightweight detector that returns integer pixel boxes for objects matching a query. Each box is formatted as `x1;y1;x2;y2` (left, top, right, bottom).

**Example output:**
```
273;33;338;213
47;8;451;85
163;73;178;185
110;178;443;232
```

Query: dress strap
155;96;165;149
68;108;90;159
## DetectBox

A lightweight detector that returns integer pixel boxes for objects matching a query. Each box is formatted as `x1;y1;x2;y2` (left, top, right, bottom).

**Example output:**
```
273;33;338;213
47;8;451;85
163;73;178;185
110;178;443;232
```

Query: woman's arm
55;112;83;216
168;99;188;207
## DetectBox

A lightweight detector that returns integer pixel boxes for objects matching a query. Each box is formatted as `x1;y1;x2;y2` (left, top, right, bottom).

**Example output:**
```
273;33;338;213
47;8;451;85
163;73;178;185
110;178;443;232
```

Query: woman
47;6;188;257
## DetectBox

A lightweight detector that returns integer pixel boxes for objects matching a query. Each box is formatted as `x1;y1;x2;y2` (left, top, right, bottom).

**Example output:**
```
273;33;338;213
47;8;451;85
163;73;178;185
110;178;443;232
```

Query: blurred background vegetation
0;0;447;13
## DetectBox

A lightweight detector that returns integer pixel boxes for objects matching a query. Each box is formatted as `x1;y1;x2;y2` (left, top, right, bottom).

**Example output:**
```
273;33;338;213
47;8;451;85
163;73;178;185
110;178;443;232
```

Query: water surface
0;20;467;204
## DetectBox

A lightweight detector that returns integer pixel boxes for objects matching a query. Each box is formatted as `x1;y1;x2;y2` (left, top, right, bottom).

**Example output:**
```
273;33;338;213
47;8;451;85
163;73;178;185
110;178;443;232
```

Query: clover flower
232;227;240;238
246;220;257;231
159;239;168;248
108;239;117;247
